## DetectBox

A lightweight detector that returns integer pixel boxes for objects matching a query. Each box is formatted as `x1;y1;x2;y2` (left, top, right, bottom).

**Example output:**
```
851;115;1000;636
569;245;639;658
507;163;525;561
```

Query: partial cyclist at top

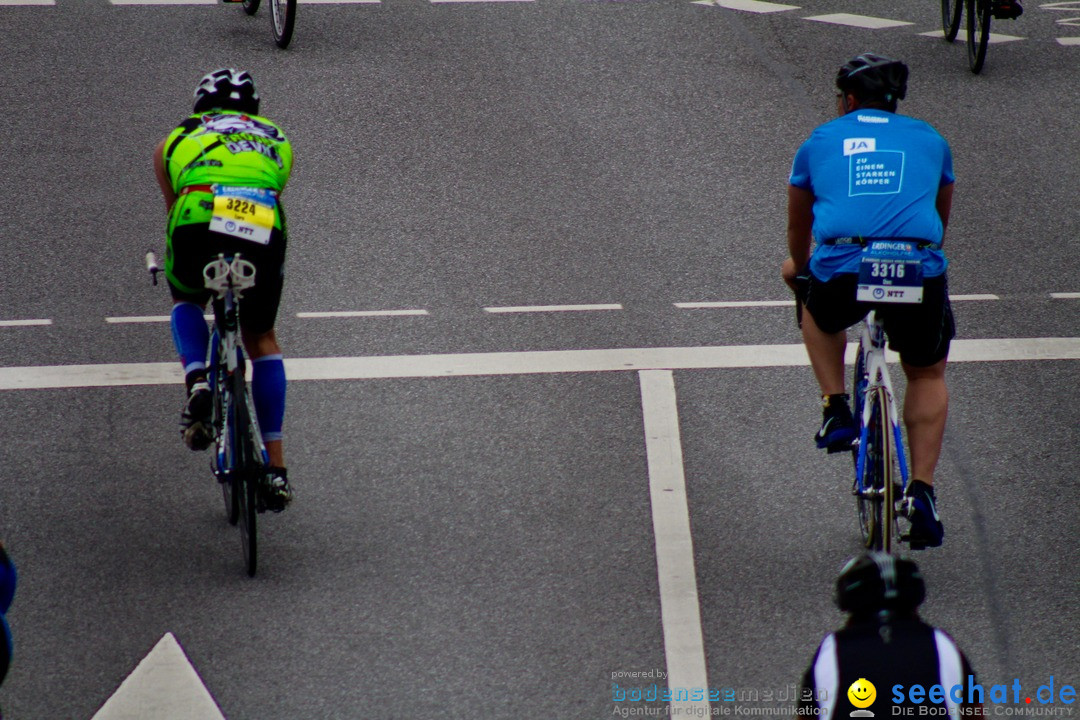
152;68;294;511
781;54;954;549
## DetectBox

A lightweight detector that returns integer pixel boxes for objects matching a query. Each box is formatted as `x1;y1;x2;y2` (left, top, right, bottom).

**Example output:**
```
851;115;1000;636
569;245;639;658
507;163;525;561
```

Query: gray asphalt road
0;0;1076;718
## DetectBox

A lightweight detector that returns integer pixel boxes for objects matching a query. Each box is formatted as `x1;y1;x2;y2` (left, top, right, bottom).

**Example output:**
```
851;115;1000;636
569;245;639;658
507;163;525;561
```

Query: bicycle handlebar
146;251;161;286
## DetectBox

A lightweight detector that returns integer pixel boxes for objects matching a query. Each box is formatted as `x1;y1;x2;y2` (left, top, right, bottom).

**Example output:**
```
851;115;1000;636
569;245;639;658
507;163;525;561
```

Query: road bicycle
850;310;912;553
941;0;992;73
240;0;297;49
148;251;270;576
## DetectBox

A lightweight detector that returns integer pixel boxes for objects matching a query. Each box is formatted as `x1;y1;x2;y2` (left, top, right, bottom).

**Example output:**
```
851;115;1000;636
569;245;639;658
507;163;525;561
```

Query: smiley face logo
848;678;877;709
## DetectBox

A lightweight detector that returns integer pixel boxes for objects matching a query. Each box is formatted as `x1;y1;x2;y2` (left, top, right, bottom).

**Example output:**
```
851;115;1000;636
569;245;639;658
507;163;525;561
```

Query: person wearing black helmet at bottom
796;553;980;720
782;53;954;549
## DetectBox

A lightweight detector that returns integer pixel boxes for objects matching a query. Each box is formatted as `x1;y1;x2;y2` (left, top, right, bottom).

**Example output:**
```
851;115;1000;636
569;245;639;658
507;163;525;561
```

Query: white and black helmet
193;68;260;115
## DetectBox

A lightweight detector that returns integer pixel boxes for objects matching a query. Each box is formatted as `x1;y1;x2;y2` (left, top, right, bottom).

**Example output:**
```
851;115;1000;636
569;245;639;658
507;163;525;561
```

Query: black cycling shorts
166;222;287;336
804;272;955;367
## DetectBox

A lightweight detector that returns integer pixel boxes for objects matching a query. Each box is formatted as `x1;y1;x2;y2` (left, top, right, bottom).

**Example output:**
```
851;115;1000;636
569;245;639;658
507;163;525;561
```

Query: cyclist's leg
882;274;955;485
900;359;948;484
801;306;847;396
802;273;867;449
237;227;290;507
242;328;285;469
166;224;213;387
166;225;215;449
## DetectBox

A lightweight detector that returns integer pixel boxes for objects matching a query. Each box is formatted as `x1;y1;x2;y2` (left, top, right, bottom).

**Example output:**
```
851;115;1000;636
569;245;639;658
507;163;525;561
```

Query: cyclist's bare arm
936;182;954;241
784;185;815;291
153;138;178;212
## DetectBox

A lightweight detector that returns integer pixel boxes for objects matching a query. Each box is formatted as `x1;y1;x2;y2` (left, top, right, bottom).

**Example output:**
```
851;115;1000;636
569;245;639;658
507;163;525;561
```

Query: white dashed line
951;294;1000;301
674;300;796;309
483;304;623;314
105;316;212;324
0;319;52;327
804;13;914;29
690;0;798;12
296;310;429;318
109;0;215;4
1058;37;1080;45
1051;292;1080;299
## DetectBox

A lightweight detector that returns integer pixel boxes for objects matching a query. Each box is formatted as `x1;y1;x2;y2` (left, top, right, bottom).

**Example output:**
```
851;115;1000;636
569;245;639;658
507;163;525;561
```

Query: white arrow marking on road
690;0;798;12
804;13;914;28
91;633;225;720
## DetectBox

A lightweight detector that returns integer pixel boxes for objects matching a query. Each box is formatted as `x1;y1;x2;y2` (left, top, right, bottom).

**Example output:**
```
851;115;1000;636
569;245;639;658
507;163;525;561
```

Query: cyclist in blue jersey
781;54;953;548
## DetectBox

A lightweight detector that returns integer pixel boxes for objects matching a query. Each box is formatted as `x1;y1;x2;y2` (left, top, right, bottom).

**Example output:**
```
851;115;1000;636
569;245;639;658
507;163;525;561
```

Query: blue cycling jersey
789;109;954;281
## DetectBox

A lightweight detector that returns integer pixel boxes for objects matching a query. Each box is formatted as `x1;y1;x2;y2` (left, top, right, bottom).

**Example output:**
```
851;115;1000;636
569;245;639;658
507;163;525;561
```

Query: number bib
208;185;276;245
856;240;924;304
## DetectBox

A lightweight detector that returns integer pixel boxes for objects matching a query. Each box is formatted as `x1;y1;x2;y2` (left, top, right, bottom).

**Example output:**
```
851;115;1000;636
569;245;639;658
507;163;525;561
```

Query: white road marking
0;319;52;327
91;633;224;720
675;300;795;309
2;338;1078;390
1051;292;1080;298
430;0;532;4
296;310;429;318
804;13;914;28
985;31;1026;42
1058;36;1080;44
106;315;212;324
690;0;798;12
951;294;1000;301
638;370;710;716
483;303;623;314
109;0;215;4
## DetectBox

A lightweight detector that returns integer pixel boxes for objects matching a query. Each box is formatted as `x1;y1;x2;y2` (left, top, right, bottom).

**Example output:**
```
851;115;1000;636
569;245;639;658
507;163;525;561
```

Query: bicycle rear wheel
270;0;296;49
856;387;895;551
231;368;259;577
966;0;992;73
942;0;963;41
242;0;260;15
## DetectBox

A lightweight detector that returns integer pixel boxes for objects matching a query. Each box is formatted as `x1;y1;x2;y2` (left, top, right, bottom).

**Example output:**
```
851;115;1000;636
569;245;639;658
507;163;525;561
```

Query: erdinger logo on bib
844;138;905;197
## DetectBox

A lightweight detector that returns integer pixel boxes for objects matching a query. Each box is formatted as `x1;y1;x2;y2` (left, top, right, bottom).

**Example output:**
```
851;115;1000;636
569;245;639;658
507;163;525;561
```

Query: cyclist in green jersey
153;68;293;510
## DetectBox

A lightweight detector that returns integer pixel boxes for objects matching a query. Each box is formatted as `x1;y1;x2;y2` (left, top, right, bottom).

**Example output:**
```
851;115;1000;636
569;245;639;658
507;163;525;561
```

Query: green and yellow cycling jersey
162;110;293;235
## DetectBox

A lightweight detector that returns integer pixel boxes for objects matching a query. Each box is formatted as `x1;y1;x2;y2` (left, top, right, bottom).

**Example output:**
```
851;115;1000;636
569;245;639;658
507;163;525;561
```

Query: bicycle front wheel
966;0;991;73
270;0;296;49
242;0;260;15
942;0;963;41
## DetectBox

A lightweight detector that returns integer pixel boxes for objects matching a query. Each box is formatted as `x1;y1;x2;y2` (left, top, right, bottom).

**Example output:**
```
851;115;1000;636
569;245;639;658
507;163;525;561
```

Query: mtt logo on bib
208;185;276;245
844;138;904;197
857;241;924;304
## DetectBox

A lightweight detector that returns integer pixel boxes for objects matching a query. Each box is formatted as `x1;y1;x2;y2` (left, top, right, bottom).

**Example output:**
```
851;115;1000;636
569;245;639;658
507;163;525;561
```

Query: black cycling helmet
835;552;925;614
835;53;908;105
193;68;260;115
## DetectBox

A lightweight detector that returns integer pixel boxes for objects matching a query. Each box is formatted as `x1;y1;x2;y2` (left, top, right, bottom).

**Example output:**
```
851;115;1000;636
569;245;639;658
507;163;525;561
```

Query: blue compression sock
252;354;286;443
170;302;209;379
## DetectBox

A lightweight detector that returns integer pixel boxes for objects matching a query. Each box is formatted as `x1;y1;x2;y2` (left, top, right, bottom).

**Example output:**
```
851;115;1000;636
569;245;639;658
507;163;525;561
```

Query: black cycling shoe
815;394;857;453
992;0;1022;19
261;467;293;513
180;380;213;451
901;480;944;549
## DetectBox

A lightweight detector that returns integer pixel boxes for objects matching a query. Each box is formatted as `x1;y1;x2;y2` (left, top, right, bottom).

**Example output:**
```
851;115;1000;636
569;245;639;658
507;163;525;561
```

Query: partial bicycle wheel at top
966;0;992;73
942;0;963;41
271;0;297;49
